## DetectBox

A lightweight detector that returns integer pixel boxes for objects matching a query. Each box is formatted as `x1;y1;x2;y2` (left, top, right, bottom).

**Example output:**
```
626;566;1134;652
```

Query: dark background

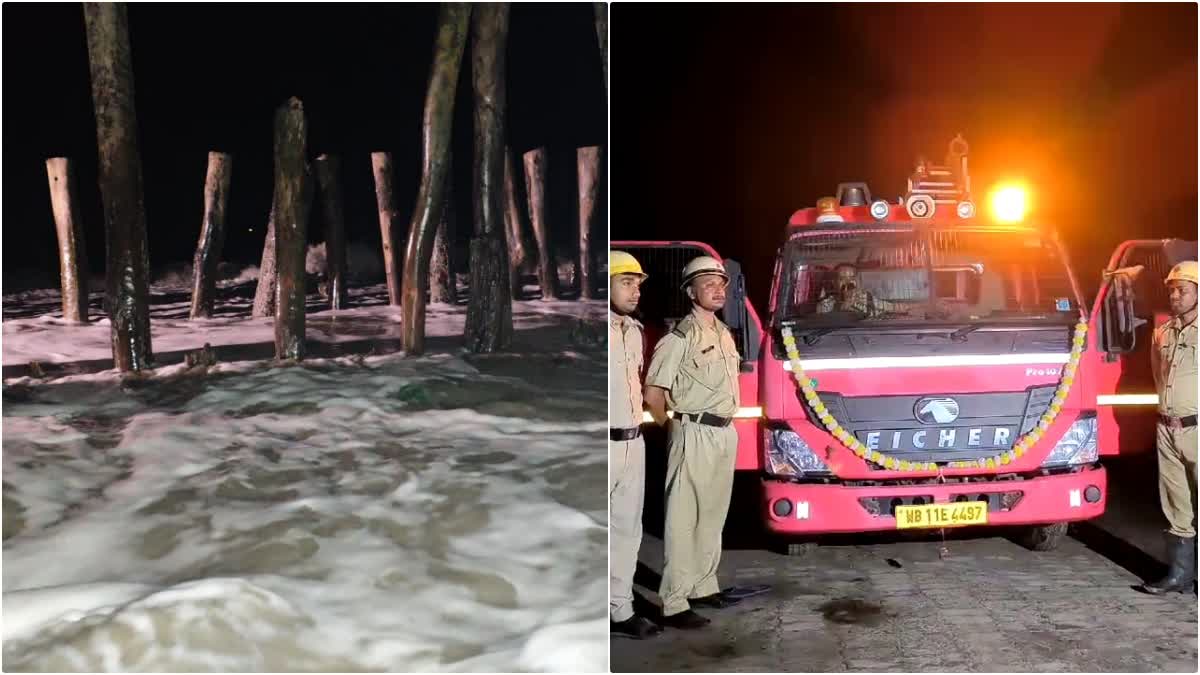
3;3;606;292
610;2;1198;309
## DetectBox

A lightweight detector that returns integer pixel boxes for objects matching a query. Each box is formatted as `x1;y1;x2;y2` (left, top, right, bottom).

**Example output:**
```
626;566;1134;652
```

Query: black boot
1142;533;1197;594
660;609;711;629
611;615;663;639
690;592;742;609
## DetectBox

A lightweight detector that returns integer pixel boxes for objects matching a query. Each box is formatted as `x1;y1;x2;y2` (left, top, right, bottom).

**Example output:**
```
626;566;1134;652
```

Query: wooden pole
314;154;348;310
523;147;555;300
45;157;89;323
464;2;513;353
503;145;527;300
577;146;601;300
371;152;402;306
594;2;607;98
430;155;456;304
272;97;311;361
189;152;233;319
83;3;152;371
401;2;471;355
251;203;277;318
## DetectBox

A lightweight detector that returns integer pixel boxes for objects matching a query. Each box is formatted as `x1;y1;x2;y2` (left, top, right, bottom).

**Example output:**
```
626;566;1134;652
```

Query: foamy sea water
3;350;607;672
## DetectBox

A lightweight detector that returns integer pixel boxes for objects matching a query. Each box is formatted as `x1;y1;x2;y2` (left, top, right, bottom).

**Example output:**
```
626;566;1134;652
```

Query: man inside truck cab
644;256;742;629
1141;260;1199;595
815;263;956;319
816;263;903;318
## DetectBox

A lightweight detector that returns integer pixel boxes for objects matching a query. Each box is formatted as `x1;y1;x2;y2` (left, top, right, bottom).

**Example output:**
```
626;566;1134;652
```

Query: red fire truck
616;137;1196;553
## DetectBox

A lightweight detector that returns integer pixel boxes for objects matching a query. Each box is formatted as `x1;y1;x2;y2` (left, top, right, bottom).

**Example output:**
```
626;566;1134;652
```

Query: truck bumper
763;466;1107;534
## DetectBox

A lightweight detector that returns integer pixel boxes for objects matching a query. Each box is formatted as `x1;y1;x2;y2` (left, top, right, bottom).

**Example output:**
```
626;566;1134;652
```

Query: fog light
956;201;975;219
1084;485;1102;503
773;499;793;518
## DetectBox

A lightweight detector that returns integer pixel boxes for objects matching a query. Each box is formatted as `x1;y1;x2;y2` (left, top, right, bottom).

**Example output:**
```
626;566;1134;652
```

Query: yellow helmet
680;255;728;289
1166;260;1198;285
609;250;647;279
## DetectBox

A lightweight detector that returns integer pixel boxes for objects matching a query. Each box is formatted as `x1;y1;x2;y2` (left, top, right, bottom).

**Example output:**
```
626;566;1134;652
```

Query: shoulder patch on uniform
671;316;693;338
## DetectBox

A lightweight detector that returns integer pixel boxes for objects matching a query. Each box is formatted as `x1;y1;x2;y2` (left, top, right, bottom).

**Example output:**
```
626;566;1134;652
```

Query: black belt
678;412;733;428
610;427;641;441
1159;414;1198;430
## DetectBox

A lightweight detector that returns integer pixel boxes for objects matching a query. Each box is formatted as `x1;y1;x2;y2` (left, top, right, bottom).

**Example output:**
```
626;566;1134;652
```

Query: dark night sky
3;3;605;291
611;2;1198;308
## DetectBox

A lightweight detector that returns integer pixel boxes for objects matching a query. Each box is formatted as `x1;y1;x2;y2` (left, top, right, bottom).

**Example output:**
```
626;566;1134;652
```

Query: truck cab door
1093;239;1197;456
719;258;766;469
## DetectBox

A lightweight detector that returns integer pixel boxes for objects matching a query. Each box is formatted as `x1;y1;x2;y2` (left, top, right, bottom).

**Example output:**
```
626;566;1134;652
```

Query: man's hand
644;385;671;427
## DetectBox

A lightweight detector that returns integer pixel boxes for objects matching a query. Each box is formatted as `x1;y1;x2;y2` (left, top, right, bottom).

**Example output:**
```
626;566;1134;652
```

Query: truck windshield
776;227;1077;326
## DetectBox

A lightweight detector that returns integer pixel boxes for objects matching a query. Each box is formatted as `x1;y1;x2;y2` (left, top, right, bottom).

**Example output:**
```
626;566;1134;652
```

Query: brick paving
612;533;1198;672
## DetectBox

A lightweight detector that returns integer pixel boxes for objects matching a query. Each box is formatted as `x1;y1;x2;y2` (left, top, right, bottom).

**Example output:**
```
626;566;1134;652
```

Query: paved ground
1089;455;1173;565
612;529;1198;672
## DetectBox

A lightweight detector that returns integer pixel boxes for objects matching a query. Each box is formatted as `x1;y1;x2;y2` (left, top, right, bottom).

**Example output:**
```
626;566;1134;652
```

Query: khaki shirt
1153;316;1197;417
644;308;741;418
610;314;645;429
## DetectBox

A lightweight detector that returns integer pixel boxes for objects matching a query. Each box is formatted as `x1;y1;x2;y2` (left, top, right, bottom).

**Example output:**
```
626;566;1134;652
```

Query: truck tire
1016;522;1068;551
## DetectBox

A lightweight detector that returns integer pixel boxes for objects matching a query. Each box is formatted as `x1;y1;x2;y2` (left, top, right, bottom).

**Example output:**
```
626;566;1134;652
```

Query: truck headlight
1041;414;1098;467
765;426;832;477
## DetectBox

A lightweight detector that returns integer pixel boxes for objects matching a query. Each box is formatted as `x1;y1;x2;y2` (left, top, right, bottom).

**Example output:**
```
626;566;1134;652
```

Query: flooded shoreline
4;333;607;671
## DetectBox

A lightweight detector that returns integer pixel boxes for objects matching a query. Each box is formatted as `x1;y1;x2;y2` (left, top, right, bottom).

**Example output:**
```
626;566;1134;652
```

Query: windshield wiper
801;328;836;346
776;319;864;346
949;324;983;342
946;318;1075;342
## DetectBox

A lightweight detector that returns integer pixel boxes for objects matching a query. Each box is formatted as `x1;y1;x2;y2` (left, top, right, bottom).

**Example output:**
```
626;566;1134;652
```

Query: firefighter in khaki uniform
1143;260;1199;595
644;256;742;629
608;251;662;639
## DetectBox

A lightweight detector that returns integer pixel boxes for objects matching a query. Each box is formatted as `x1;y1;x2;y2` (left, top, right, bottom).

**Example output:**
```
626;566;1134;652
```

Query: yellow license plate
895;501;988;529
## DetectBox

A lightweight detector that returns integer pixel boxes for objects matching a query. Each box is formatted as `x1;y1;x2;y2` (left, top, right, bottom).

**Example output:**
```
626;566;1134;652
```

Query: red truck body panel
614;225;1191;538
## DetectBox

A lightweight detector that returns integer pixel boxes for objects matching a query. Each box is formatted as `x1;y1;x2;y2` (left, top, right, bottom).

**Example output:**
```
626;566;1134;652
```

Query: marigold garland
780;320;1089;472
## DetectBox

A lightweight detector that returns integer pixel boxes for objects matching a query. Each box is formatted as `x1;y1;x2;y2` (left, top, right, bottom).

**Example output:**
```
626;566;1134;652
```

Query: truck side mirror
721;259;760;370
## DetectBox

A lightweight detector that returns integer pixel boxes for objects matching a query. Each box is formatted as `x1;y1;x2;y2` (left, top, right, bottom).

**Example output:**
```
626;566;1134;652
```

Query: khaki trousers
610;436;645;622
1157;423;1199;538
659;419;738;617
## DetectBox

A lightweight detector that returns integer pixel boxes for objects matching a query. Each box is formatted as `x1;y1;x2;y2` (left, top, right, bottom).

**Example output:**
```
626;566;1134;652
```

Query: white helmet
680;255;729;289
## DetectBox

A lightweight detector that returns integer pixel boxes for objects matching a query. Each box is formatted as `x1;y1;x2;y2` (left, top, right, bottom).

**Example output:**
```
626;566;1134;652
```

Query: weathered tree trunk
251;204;278;318
523;147;555;300
371;152;402;306
83;3;152;371
189;152;233;319
401;3;471;355
45;157;89;323
576;146;601;300
430;155;456;305
464;3;513;353
594;2;607;98
503;146;527;300
314;154;348;310
272;98;311;361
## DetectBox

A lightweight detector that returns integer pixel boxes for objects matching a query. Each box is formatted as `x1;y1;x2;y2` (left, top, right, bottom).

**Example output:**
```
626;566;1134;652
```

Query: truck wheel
1016;522;1068;551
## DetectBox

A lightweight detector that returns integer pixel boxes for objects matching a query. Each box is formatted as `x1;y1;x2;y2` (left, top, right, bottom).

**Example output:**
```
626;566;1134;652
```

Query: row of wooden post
46;141;602;320
58;2;605;370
